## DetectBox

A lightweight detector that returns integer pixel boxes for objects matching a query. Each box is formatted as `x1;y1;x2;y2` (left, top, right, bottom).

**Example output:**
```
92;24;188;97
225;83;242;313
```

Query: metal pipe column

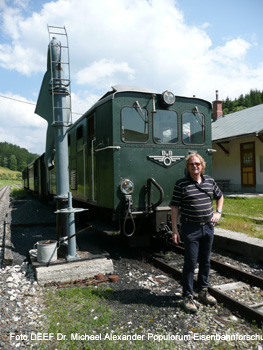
49;37;79;260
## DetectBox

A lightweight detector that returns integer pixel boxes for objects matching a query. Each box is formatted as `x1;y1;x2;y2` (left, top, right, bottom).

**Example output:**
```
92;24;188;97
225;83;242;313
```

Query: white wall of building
212;136;263;192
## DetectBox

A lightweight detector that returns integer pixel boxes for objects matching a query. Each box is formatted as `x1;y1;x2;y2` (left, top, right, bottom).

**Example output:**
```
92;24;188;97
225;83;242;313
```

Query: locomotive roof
69;85;211;130
99;85;153;99
101;85;211;103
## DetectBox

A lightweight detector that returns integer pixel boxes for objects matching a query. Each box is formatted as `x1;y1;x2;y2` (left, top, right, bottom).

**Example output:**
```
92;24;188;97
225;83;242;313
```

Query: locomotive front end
113;87;212;240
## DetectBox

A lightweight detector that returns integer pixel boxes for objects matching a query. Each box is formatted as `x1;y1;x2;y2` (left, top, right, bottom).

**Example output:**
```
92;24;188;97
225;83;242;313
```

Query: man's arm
171;206;180;244
212;195;224;225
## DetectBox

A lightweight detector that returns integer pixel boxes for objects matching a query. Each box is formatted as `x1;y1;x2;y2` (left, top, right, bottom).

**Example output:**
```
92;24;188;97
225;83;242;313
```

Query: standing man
171;153;224;313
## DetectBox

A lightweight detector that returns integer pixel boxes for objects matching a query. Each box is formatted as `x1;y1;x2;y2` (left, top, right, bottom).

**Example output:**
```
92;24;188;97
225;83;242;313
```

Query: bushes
0;173;22;181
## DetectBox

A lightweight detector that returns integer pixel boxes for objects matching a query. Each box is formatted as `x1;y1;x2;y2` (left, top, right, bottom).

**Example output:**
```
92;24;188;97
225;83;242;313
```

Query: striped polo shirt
170;174;223;222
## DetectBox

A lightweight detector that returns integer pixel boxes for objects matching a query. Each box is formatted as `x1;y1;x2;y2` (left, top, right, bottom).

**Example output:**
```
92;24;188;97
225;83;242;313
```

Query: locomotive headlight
120;179;134;195
162;90;175;106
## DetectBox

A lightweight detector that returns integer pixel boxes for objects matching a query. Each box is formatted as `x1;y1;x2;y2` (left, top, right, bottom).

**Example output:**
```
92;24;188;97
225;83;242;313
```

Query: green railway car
66;86;213;240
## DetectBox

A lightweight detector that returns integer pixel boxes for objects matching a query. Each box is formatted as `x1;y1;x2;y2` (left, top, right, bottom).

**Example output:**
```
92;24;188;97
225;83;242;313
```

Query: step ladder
47;25;72;126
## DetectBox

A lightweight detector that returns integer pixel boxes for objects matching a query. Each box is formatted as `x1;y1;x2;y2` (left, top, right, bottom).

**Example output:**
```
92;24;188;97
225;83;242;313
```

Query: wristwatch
216;209;222;214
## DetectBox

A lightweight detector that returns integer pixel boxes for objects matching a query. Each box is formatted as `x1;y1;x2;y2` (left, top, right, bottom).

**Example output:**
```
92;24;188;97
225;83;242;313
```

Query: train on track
23;85;213;243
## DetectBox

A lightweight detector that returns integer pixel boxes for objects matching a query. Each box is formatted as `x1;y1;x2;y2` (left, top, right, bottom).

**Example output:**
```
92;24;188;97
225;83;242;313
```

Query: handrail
147;177;164;211
95;146;121;152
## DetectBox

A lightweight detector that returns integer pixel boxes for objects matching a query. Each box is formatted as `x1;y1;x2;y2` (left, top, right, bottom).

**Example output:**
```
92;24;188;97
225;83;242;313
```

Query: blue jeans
182;222;214;296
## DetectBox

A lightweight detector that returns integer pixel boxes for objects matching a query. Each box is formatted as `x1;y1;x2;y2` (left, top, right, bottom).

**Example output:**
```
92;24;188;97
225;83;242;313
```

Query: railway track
0;185;10;201
148;242;263;325
0;185;11;268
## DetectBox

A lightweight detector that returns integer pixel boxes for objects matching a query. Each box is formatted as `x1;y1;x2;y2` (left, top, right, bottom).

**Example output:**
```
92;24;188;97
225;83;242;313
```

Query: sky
0;0;263;155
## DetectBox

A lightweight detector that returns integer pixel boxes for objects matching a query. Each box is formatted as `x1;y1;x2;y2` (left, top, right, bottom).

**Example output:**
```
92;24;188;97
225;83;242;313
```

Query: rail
148;243;263;326
0;186;10;201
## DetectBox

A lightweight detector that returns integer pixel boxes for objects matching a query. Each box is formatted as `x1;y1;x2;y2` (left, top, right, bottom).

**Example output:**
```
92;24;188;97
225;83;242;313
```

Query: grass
10;185;27;198
214;197;263;239
37;285;263;350
222;197;263;219
0;177;25;198
38;286;175;350
219;215;263;239
0;166;24;197
0;165;21;175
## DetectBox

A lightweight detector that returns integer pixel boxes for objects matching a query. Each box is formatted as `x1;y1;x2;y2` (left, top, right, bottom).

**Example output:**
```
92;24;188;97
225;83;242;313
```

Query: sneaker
182;295;197;313
198;288;217;306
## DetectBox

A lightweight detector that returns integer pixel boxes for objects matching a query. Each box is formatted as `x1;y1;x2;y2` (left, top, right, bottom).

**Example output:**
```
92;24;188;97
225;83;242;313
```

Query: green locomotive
60;85;212;240
24;85;212;243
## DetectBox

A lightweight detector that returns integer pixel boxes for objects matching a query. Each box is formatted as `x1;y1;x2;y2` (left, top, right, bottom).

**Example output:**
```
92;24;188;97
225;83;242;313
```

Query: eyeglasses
189;162;201;167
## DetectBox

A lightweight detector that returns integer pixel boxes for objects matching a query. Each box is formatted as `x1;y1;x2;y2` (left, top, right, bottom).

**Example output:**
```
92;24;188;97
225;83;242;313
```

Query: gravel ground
1;193;263;349
96;245;263;350
0;263;45;349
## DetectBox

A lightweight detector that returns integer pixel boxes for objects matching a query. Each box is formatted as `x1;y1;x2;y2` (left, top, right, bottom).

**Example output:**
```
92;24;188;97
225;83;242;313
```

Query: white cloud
212;38;251;62
71;91;100;121
0;44;45;75
0;0;259;98
75;59;135;87
0;92;46;153
0;93;42;126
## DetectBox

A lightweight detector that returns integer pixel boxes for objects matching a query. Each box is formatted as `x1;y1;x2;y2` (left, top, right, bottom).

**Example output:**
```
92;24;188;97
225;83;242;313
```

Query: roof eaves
213;131;262;143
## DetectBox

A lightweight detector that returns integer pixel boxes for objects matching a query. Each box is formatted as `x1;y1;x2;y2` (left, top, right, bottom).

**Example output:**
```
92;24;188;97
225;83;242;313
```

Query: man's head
185;153;206;175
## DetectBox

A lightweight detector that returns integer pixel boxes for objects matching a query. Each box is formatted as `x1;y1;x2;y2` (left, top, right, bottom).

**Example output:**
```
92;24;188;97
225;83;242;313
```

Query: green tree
222;89;263;114
232;106;246;113
21;161;27;170
0;142;39;171
2;157;8;168
9;154;17;171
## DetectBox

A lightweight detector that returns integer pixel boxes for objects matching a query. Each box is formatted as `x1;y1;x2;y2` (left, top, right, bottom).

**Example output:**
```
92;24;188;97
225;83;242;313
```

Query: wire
0;94;35;106
0;94;83;115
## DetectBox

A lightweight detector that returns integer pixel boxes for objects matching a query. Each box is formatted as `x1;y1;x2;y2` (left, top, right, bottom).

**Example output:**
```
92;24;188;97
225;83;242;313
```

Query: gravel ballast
0;193;263;349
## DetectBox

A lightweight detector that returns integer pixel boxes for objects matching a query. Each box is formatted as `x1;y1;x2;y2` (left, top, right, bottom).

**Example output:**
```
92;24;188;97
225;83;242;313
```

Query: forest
0;142;39;172
222;89;263;115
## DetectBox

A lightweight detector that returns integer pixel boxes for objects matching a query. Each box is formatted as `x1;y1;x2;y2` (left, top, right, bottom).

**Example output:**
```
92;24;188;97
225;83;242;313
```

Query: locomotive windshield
153;110;178;144
182;111;205;144
121;106;148;142
121;105;205;144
